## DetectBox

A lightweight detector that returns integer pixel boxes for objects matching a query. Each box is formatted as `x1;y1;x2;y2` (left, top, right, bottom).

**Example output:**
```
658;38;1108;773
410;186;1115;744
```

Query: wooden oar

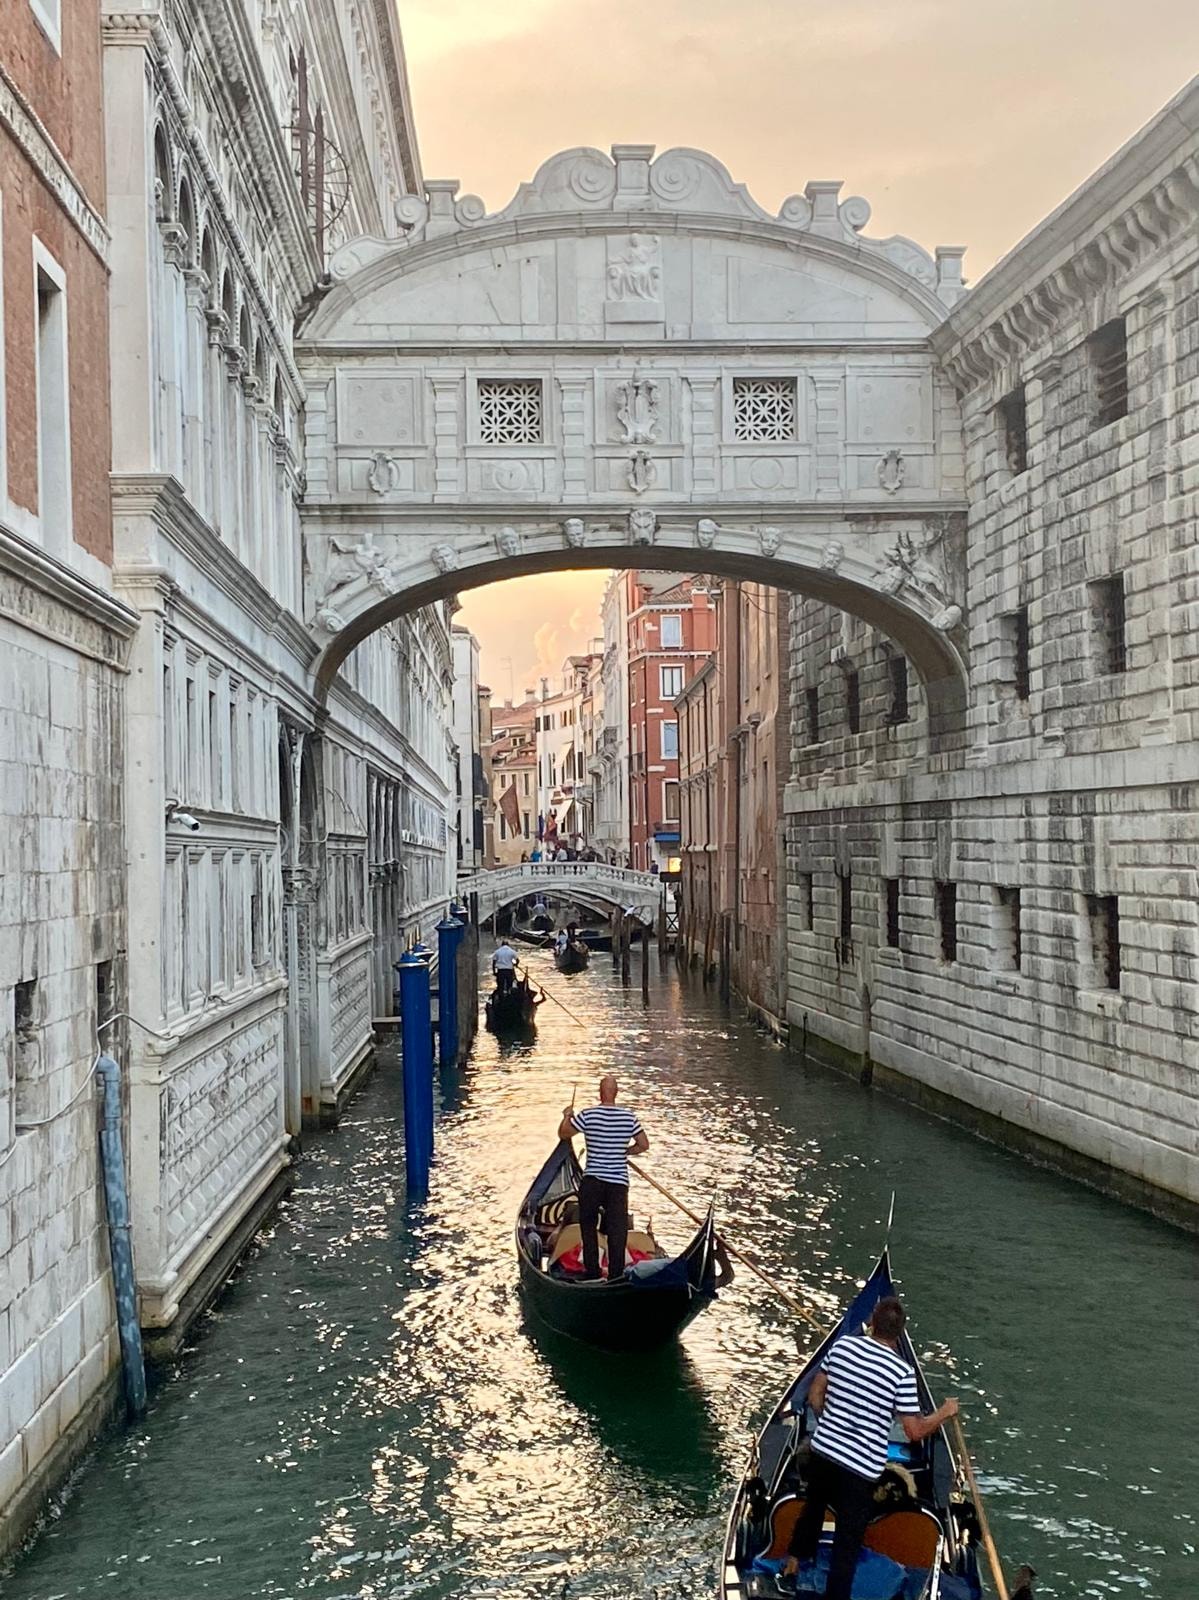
627;1160;825;1335
534;977;588;1028
949;1411;1009;1600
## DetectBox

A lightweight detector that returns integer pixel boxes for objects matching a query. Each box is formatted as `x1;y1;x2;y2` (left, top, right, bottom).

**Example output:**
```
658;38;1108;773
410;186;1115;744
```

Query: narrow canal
5;952;1197;1599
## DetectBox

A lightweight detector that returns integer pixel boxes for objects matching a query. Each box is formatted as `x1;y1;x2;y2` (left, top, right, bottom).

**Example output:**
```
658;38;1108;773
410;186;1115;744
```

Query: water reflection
3;950;1197;1600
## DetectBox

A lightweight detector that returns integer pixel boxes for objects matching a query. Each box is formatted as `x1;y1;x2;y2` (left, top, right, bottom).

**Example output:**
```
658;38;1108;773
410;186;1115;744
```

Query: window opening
477;378;543;444
886;654;909;725
1086;893;1121;990
1089;574;1126;676
936;881;958;964
1004;605;1031;700
998;384;1028;475
884;878;901;949
732;376;797;442
996;885;1022;971
846;669;861;735
805;686;820;744
1088;318;1128;427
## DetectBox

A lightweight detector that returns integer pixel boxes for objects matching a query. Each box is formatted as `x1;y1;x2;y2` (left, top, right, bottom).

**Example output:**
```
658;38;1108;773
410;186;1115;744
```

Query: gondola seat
757;1496;836;1561
547;1224;659;1275
862;1508;942;1567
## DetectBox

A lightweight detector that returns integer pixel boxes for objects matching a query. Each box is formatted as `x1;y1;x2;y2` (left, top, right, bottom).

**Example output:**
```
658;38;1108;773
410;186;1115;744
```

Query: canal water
5;951;1197;1599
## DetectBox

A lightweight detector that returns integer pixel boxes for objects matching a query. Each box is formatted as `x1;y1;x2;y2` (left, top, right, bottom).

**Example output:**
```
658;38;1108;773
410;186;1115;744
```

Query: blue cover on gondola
751;1547;906;1598
623;1257;692;1291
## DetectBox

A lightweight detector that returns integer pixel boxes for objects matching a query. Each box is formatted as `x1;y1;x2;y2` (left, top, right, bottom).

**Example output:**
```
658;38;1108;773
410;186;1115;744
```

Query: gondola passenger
557;1074;648;1280
782;1296;959;1600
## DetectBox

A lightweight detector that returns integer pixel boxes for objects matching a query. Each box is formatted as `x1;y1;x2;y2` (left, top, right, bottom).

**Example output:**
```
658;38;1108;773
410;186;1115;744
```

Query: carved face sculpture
758;525;782;557
495;526;520;558
629;508;656;545
563;517;586;549
820;540;845;572
431;543;458;574
696;518;718;550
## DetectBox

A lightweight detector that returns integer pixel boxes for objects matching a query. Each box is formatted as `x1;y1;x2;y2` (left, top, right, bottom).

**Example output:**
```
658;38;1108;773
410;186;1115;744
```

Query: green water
5;953;1196;1598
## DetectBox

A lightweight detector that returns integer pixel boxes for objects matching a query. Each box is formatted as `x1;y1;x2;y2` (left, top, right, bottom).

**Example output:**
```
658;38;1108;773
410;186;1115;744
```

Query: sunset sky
400;1;1199;690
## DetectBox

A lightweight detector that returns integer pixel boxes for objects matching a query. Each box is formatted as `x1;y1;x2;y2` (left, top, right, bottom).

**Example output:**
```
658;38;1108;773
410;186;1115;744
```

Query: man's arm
629;1129;649;1155
558;1106;578;1142
808;1371;828;1414
900;1396;958;1443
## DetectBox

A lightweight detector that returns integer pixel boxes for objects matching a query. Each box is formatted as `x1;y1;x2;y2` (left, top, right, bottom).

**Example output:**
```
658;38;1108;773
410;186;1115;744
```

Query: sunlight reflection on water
4;950;1197;1599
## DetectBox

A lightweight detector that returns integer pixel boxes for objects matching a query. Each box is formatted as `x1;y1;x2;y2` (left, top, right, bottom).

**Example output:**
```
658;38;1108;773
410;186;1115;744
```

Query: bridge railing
457;861;663;916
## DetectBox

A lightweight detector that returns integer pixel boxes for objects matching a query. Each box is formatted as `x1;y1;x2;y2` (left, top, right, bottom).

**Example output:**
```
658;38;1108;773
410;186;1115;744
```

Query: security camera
165;802;201;832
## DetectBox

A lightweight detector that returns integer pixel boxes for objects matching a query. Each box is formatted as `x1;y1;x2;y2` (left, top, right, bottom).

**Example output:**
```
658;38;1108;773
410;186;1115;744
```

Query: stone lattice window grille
477;379;543;444
732;376;797;442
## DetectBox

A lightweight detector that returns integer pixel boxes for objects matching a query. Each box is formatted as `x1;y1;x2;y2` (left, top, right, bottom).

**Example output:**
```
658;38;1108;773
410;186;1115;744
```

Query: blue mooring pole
436;911;465;1069
397;949;433;1194
95;1054;147;1418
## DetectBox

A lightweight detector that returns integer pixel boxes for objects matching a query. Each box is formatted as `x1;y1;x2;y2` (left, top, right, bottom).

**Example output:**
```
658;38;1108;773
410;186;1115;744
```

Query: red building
624;573;716;872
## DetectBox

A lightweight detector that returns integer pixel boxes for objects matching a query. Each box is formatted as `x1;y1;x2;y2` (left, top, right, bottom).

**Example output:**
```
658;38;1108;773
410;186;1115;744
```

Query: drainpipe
95;1054;147;1418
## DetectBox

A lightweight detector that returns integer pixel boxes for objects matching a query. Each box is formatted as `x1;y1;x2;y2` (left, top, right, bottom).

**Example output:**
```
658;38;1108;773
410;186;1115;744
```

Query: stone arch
152;123;174;221
176;174;197;262
238;304;253;361
219;269;236;330
199;228;219;302
297;145;972;741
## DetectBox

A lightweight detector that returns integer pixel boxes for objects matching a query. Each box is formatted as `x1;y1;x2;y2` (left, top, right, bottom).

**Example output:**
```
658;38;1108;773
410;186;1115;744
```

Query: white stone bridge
457;861;664;925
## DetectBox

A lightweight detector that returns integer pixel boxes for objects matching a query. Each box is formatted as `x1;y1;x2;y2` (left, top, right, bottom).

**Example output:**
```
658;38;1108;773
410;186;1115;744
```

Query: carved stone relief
820;539;845;572
627;451;656;494
616;370;660;444
607;234;660;300
758;525;782;557
431;543;459;574
494;525;521;557
628;508;657;545
562;517;587;549
874;524;961;629
696;517;719;549
367;453;400;494
877;449;906;494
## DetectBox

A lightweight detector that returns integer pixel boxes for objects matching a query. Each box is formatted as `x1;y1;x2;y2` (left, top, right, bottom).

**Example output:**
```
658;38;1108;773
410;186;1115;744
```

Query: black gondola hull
553;944;590;973
485;984;539;1032
516;1141;718;1352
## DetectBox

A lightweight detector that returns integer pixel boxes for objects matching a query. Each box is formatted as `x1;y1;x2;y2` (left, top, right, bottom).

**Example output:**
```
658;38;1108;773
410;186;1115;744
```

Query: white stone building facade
783;78;1199;1225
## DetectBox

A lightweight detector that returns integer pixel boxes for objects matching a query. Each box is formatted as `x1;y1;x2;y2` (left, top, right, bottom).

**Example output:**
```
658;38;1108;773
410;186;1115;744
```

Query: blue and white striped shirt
811;1333;921;1481
571;1105;643;1185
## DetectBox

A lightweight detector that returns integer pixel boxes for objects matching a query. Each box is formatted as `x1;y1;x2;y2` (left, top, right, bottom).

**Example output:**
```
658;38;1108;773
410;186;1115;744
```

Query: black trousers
788;1448;876;1600
578;1175;629;1279
495;967;515;993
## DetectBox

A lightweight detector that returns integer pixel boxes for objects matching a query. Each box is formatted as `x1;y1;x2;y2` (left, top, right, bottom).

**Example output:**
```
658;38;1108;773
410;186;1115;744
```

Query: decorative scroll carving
628;508;656;545
616;370;660;444
877;449;905;494
627;451;656;494
367;453;400;494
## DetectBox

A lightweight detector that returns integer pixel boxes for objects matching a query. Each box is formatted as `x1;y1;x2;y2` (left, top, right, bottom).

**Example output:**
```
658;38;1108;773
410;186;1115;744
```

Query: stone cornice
104;5;315;397
369;0;422;192
0;521;139;639
111;473;317;666
933;76;1199;392
0;61;110;264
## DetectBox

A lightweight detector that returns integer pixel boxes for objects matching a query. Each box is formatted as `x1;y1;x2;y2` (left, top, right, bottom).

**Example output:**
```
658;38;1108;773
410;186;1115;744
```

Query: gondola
720;1251;988;1600
484;975;542;1033
553;939;590;973
516;1140;721;1350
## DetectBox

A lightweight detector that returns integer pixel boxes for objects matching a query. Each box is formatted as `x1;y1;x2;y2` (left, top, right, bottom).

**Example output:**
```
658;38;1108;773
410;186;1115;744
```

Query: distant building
488;693;538;865
451;626;485;871
677;582;790;1024
594;574;631;862
625;574;716;872
535;654;602;850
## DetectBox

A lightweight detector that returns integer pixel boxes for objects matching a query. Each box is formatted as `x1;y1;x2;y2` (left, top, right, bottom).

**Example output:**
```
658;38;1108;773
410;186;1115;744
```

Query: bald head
599;1074;619;1104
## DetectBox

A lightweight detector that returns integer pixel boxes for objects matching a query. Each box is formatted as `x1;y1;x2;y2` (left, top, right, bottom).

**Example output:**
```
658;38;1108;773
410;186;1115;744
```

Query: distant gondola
516;1140;721;1350
720;1251;991;1600
553;939;590;973
484;975;542;1033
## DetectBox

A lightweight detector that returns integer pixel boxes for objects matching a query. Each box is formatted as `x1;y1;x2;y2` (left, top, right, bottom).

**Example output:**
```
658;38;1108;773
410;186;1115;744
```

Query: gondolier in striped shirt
783;1296;958;1599
557;1075;648;1280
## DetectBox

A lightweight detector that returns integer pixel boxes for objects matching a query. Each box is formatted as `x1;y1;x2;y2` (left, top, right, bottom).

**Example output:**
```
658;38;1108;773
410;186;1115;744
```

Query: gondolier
492;939;519;994
783;1295;959;1600
557;1075;648;1280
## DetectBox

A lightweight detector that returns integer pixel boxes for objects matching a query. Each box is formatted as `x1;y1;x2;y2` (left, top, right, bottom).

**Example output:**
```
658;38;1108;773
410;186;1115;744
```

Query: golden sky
403;1;1199;688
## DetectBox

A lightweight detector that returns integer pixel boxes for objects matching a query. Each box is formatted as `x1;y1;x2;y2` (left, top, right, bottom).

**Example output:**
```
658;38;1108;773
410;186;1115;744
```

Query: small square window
660;614;683;649
997;384;1028;476
884;878;901;949
995;885;1022;972
936;881;958;964
1089;575;1126;676
1085;893;1121;991
1088;319;1128;428
732;377;797;442
477;379;543;444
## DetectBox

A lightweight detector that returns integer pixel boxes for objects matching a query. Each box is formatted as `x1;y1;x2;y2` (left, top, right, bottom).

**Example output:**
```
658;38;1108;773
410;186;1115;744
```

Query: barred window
478;379;543;444
732;377;797;442
1089;574;1126;676
1088;319;1128;428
